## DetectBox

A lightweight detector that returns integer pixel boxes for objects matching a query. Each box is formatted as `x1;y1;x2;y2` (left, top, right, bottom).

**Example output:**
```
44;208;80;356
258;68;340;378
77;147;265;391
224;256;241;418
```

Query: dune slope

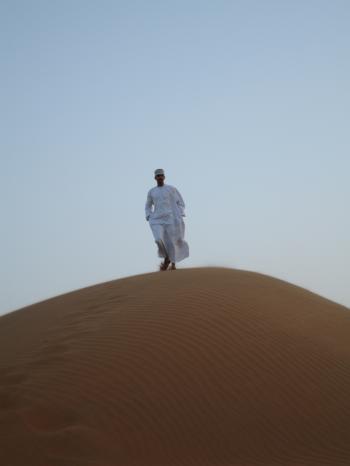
0;267;350;466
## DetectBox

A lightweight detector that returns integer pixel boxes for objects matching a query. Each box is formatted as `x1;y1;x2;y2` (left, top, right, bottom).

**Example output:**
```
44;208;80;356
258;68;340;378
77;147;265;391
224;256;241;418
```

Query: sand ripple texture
0;268;350;466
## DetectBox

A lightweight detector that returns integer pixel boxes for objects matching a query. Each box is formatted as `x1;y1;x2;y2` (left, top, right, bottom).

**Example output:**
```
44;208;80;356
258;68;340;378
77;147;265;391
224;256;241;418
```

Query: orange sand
0;267;349;466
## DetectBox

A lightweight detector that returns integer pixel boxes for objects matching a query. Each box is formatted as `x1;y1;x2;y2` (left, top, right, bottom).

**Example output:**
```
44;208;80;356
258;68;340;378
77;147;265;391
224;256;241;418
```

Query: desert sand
0;267;350;466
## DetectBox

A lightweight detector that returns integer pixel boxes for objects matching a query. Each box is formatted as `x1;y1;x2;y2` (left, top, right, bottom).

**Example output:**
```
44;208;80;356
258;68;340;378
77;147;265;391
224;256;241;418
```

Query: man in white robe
145;169;189;270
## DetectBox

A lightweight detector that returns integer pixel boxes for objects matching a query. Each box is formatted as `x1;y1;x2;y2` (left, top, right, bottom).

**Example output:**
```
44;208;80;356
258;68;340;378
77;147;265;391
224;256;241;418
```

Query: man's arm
174;188;186;216
145;191;153;220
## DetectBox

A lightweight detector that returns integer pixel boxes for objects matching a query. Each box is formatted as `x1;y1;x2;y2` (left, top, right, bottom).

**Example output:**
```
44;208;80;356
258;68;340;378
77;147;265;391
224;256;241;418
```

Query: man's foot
170;263;176;270
160;257;170;271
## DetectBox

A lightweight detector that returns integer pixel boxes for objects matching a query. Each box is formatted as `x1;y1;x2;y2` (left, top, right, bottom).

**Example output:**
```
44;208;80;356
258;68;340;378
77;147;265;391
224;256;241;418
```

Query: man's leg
160;255;171;270
170;262;176;270
154;239;170;270
150;224;170;271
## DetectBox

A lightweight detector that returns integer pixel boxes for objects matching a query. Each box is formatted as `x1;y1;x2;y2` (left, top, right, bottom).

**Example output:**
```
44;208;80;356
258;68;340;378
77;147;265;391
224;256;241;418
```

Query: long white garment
145;185;189;263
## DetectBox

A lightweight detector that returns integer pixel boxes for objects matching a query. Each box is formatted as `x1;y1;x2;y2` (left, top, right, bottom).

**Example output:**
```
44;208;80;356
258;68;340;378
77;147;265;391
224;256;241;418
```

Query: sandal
160;257;170;271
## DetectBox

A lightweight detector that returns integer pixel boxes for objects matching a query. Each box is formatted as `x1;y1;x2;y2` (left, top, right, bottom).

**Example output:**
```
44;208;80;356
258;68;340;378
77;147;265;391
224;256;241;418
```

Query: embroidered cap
154;168;165;176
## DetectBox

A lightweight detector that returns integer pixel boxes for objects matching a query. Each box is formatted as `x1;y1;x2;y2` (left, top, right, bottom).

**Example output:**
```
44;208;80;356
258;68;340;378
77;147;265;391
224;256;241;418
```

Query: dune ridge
0;267;350;466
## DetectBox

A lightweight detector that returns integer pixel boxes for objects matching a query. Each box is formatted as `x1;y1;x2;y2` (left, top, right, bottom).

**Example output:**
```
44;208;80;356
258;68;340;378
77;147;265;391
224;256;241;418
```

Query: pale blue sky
1;0;349;315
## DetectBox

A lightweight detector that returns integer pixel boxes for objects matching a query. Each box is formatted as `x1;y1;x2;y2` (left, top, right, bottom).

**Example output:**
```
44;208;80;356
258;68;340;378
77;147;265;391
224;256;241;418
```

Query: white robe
145;185;189;263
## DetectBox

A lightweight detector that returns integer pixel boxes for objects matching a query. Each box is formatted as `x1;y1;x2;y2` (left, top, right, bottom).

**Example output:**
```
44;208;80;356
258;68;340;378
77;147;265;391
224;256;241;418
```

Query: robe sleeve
145;190;153;220
175;188;186;217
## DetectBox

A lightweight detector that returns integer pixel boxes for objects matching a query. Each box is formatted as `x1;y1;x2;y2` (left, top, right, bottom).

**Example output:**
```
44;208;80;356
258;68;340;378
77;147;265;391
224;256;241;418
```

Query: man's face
155;174;165;185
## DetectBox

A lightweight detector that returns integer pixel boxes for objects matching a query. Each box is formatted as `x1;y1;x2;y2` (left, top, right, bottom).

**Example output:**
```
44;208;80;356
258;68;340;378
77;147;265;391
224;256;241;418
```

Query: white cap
154;168;165;176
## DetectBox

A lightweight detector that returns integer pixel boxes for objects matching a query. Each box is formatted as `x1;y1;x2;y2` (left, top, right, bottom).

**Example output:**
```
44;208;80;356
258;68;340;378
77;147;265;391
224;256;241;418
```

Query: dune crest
1;267;350;466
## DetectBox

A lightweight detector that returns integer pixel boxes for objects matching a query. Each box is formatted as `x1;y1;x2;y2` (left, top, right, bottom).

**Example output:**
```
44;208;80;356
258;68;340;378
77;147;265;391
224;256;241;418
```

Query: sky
1;0;349;315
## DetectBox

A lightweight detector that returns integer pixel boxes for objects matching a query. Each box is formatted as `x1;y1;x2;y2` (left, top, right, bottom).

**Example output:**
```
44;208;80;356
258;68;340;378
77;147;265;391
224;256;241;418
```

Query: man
145;169;189;271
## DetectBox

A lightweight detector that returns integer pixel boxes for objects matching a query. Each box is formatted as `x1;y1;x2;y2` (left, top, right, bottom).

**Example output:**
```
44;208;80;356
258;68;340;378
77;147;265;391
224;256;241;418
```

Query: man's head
154;168;165;186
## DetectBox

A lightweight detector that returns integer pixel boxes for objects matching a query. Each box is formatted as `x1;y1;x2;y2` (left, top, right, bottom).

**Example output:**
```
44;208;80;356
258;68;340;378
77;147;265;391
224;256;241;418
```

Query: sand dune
1;267;350;466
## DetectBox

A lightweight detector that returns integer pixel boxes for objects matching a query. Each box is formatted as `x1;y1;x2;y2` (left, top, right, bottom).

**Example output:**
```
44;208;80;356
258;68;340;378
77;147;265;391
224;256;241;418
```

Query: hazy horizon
2;0;349;315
